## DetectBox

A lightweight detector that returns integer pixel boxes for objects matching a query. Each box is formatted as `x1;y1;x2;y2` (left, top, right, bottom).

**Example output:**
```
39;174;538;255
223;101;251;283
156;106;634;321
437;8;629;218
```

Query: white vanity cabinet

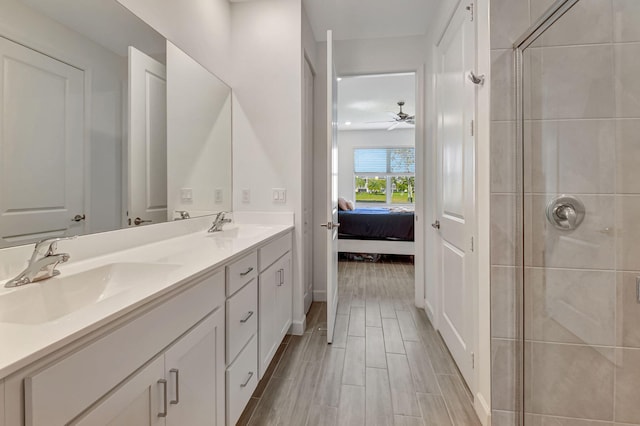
258;234;293;378
1;227;295;426
75;308;225;425
23;270;226;426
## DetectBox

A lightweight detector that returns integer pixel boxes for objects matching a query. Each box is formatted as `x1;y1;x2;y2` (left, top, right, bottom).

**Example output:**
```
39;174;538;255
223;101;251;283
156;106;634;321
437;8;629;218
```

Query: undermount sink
0;262;180;325
207;225;272;240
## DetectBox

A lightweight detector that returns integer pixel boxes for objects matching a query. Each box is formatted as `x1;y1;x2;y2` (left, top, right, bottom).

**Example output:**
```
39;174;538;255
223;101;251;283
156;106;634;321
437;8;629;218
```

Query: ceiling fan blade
387;122;400;131
388;112;401;120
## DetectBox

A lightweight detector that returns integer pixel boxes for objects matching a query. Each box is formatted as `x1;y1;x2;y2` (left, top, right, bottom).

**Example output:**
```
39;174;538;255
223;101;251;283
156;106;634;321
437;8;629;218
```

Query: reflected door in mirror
128;46;167;227
0;36;85;248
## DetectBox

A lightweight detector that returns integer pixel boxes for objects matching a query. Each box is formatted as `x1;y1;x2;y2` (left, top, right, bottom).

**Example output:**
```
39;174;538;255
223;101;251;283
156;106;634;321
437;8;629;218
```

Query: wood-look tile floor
238;258;481;426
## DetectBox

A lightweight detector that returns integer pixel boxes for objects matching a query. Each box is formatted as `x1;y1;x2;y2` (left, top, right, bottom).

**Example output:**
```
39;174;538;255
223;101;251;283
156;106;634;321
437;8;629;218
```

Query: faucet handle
32;236;77;260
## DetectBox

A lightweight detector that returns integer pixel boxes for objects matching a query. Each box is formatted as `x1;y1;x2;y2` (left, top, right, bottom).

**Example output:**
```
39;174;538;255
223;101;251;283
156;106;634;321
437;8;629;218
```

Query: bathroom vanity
0;216;293;426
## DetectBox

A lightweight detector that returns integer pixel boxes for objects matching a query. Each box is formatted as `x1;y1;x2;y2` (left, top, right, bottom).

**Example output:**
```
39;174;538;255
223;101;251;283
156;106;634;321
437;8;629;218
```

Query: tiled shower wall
490;0;640;424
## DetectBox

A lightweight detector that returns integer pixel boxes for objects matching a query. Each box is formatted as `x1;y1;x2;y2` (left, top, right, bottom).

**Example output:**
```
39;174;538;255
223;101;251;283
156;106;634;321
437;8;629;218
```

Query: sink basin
207;225;272;240
0;262;180;325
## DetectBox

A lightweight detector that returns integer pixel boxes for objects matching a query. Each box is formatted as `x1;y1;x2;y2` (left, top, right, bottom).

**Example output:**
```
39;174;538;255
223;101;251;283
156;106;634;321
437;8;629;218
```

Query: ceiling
338;73;415;131
302;0;439;41
22;0;166;57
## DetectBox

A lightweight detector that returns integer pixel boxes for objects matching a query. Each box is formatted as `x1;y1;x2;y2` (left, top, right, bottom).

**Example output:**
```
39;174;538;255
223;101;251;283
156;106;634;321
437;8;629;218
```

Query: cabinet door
73;357;165;426
276;253;293;339
165;307;225;426
258;262;278;378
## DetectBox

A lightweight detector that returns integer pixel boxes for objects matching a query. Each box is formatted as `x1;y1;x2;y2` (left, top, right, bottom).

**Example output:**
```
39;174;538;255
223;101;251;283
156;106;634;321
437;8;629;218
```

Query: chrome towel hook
468;71;485;86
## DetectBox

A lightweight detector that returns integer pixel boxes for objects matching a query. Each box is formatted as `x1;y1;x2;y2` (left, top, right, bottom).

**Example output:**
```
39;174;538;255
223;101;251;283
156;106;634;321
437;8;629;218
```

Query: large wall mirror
0;0;232;249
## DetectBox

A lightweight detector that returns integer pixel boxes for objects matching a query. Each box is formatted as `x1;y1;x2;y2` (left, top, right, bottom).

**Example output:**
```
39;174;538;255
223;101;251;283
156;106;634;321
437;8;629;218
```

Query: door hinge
466;3;474;21
470;236;474;252
471;352;475;369
470;119;474;136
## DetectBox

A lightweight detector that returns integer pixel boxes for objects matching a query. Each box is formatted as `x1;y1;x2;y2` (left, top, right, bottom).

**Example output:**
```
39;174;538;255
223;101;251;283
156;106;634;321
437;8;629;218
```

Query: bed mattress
338;207;414;241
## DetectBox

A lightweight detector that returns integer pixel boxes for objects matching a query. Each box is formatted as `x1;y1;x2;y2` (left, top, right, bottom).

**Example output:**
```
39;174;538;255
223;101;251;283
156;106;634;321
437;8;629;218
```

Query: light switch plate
272;188;286;203
214;188;223;203
242;189;250;204
181;188;193;202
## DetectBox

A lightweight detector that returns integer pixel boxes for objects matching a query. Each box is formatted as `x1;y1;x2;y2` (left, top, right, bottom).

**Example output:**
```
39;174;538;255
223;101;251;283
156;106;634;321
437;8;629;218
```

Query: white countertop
0;220;293;379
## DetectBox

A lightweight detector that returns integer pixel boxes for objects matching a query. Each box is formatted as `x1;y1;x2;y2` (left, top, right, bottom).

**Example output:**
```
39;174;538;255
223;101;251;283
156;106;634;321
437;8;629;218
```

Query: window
354;147;415;205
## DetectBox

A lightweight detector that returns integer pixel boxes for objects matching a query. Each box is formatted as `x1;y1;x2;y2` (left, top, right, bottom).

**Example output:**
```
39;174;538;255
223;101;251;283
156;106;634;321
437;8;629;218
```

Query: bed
338;207;415;255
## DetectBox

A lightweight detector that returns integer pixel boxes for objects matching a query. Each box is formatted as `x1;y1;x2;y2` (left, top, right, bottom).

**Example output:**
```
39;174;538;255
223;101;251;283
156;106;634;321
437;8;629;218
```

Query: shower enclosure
510;0;640;424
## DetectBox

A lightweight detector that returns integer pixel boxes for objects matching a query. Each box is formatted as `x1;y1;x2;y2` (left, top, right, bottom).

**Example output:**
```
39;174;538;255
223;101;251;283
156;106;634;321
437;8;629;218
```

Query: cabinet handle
240;311;254;323
158;379;168;417
240;267;254;276
280;268;284;285
170;368;180;405
276;269;282;286
240;371;254;388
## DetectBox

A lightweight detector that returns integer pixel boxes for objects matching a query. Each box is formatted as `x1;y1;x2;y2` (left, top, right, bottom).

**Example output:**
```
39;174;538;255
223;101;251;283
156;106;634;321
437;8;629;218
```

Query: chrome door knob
133;217;152;226
71;214;86;222
431;220;440;230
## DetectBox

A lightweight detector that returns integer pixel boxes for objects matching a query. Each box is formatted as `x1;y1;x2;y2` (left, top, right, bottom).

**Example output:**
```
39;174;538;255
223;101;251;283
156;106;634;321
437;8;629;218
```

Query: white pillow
338;197;348;211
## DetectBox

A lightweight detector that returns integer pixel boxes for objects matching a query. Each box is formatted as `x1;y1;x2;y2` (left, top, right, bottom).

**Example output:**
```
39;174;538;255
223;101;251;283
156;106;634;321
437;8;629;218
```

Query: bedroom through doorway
335;72;417;296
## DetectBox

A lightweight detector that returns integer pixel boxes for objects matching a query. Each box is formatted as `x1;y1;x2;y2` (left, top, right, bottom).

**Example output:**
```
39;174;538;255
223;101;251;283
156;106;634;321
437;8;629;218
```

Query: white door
435;1;476;389
277;253;293;338
128;46;167;227
0;37;85;247
73;356;165;425
303;58;314;314
165;309;225;426
325;30;339;344
259;261;279;377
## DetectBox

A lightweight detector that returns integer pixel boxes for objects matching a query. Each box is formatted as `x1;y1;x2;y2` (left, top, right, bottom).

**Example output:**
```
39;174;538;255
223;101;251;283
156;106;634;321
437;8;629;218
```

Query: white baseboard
475;391;491;426
290;315;306;336
424;298;435;323
313;290;327;302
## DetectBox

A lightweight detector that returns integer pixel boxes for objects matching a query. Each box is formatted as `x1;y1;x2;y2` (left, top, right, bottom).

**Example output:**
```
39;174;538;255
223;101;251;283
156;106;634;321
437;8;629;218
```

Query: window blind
354;148;415;174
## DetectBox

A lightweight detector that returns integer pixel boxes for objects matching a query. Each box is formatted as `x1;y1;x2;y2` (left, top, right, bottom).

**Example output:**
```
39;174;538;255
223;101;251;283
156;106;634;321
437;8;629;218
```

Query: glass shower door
518;0;640;424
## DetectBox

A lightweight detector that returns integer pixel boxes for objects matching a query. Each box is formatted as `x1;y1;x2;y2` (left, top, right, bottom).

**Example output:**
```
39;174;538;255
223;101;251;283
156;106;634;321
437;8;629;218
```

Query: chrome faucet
5;236;76;288
207;212;232;233
175;210;191;220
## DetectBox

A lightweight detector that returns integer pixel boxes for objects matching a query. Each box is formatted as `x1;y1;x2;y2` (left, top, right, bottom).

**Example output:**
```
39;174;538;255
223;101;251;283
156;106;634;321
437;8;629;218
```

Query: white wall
166;41;232;217
0;0;126;234
337;129;415;204
229;0;306;331
313;35;427;301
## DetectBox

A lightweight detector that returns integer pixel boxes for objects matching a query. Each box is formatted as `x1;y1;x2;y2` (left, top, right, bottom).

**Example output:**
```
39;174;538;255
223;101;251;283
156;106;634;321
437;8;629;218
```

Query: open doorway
334;72;418;321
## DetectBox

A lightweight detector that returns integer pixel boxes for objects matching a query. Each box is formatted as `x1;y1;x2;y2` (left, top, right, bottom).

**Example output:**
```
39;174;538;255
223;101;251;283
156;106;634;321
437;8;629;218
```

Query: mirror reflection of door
127;46;167;227
0;36;85;248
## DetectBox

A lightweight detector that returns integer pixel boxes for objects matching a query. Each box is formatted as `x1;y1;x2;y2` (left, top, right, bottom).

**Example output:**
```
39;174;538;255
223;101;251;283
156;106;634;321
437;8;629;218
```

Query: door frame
302;52;316;315
426;0;491;422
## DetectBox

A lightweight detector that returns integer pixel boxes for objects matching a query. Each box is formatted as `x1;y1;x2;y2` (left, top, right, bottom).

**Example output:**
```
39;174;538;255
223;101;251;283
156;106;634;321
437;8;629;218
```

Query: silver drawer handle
170;368;180;405
240;311;254;323
158;379;168;417
240;267;254;276
240;371;254;388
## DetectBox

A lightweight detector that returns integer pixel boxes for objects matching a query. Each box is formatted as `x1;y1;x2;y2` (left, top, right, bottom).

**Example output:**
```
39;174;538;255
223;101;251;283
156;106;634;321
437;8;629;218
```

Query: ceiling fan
368;101;415;131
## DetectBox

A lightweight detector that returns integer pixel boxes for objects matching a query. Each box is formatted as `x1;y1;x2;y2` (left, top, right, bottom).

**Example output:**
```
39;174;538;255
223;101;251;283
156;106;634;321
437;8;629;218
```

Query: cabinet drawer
25;270;225;426
226;335;258;426
258;233;292;272
226;251;257;296
226;278;257;363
